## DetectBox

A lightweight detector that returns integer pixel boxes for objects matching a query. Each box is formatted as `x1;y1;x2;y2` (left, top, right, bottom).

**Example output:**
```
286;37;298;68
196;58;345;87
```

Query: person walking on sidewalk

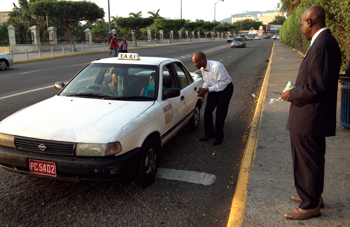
192;51;233;146
120;37;128;53
281;5;341;220
110;34;119;57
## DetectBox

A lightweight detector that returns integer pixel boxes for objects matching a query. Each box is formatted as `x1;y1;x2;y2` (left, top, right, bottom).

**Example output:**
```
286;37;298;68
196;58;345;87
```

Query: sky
3;0;281;22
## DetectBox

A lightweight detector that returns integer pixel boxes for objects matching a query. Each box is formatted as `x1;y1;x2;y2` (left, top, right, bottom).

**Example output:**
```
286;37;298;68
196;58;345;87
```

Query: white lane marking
193;69;201;74
156;168;216;186
228;55;232;58
220;59;223;62
0;85;54;100
20;69;50;75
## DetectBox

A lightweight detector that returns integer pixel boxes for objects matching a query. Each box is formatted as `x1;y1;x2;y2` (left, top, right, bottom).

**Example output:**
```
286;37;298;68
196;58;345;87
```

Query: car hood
0;96;154;143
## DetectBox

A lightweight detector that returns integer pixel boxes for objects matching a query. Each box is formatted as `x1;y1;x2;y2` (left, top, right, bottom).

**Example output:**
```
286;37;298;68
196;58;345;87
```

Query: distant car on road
0;54;14;70
254;36;262;40
227;35;234;43
246;36;254;41
263;34;270;39
272;35;280;40
231;37;246;48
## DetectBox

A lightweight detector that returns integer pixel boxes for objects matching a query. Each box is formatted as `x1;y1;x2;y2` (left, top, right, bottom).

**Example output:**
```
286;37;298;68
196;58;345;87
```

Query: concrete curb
226;42;275;227
13;40;221;64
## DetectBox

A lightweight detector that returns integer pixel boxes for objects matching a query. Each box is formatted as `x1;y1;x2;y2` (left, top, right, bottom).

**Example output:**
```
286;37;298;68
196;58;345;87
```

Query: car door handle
181;96;184;101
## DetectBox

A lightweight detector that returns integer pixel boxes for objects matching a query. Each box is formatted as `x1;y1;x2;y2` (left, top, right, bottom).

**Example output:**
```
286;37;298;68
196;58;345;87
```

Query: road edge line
226;42;275;227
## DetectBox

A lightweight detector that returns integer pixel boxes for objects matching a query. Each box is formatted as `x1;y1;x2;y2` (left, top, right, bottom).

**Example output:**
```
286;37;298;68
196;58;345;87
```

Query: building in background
0;11;11;24
231;15;258;24
256;11;285;25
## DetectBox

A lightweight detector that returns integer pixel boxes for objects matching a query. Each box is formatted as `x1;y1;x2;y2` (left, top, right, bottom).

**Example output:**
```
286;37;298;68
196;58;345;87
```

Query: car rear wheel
133;137;159;186
0;60;7;70
187;104;200;131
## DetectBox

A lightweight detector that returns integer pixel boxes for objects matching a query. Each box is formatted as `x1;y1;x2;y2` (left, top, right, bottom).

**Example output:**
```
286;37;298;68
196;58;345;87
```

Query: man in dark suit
281;5;341;220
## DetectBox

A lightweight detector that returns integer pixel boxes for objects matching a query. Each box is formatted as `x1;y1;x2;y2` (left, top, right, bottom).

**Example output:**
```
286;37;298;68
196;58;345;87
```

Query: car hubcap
145;147;157;177
0;61;6;70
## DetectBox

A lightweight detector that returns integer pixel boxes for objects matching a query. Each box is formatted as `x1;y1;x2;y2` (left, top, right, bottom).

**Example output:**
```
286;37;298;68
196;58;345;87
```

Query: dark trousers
290;131;325;209
204;83;233;139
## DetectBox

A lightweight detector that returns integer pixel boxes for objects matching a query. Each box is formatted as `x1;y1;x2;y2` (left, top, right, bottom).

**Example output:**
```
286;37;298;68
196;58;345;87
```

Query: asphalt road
0;40;274;227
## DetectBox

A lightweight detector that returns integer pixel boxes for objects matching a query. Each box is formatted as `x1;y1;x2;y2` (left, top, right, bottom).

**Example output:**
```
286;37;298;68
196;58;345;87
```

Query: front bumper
0;145;140;181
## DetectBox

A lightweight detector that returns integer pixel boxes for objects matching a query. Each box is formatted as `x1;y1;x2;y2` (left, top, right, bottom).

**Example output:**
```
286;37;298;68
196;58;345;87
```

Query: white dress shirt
200;60;232;92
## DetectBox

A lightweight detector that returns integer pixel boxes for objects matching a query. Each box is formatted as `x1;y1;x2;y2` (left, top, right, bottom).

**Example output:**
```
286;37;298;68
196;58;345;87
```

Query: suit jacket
286;29;341;137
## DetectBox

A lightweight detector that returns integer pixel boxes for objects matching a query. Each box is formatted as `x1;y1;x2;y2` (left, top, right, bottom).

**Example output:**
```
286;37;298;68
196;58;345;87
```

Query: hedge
280;0;350;70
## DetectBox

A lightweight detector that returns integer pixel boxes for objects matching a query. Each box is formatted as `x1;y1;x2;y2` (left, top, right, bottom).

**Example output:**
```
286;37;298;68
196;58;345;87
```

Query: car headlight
0;133;15;148
76;142;122;156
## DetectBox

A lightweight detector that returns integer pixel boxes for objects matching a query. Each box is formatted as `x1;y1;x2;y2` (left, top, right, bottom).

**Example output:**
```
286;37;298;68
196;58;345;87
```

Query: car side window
162;65;176;89
173;63;193;89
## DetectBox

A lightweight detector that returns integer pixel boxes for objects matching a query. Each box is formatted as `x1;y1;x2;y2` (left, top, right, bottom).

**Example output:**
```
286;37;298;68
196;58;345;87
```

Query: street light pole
180;0;182;19
213;0;224;41
108;0;111;32
240;11;249;32
13;3;21;44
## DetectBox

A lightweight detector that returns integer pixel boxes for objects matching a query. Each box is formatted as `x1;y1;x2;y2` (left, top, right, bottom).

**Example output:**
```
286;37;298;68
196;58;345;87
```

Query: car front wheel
133;137;159;186
0;60;7;70
187;104;200;131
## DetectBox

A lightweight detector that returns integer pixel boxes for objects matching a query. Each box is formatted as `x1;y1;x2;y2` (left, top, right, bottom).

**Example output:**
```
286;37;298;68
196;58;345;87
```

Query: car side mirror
54;82;65;91
162;88;180;100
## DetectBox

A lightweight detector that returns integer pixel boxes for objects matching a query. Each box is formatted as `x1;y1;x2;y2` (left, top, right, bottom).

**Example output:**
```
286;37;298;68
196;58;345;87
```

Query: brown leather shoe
283;206;321;220
290;195;324;208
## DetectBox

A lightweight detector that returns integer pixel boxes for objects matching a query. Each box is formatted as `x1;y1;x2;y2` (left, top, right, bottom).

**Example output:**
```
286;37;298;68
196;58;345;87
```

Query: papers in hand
269;81;295;104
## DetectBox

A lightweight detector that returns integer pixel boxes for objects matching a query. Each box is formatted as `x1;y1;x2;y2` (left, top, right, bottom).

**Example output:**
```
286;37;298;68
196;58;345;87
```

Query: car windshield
235;38;244;41
60;63;158;100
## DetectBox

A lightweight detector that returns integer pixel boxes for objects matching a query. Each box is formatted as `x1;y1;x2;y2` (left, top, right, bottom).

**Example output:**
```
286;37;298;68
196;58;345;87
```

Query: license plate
29;159;57;177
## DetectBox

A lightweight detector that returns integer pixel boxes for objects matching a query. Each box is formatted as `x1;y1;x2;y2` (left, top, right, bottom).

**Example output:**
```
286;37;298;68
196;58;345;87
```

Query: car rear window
235;38;244;41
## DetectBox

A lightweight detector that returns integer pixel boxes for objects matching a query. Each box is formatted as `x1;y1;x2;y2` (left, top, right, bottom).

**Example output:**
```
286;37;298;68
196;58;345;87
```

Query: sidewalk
10;39;222;63
242;41;350;226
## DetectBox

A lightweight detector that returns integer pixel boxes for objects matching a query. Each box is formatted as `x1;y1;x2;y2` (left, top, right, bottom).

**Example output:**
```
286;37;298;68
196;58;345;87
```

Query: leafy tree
29;1;104;50
92;20;109;40
0;22;10;46
116;17;154;46
215;26;229;38
184;22;200;41
201;22;219;39
270;15;287;25
278;0;301;16
148;9;162;19
153;19;186;44
129;11;142;18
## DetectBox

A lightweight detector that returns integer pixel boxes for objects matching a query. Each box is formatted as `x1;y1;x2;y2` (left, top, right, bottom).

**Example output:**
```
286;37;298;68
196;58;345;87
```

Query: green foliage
201;22;219;32
29;1;104;49
270;16;287;25
153;19;186;32
279;0;350;69
116;17;154;30
92;21;109;40
0;23;10;46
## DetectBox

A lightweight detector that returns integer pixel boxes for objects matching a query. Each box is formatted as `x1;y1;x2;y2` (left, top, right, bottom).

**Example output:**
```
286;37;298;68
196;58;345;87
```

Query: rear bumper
0;145;140;182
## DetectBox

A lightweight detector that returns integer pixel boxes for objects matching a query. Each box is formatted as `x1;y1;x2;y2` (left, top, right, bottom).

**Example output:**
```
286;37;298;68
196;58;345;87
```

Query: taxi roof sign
118;53;140;60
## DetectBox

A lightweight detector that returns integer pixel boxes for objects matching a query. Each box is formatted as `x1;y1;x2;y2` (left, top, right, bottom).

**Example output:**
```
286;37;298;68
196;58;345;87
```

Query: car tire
0;60;7;70
133;137;159;187
187;104;200;131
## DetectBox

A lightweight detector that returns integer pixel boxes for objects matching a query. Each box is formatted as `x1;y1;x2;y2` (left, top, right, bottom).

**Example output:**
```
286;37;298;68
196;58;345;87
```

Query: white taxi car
0;53;204;186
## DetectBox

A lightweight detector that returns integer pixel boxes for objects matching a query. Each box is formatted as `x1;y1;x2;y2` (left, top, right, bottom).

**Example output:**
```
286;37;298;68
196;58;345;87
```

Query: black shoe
212;138;223;146
199;135;214;142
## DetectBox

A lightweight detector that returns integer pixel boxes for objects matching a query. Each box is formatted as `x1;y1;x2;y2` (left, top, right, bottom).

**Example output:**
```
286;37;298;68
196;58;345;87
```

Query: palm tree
148;9;162;19
129;11;142;18
278;0;301;16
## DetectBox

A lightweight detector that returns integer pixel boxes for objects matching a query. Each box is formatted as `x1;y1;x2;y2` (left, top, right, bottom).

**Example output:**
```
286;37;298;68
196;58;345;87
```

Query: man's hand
281;90;292;102
197;87;209;97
